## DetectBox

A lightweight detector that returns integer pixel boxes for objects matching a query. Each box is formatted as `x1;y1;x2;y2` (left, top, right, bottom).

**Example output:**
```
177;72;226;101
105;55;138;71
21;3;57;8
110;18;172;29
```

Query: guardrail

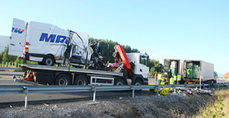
0;83;229;110
0;67;23;76
0;67;21;70
0;71;24;76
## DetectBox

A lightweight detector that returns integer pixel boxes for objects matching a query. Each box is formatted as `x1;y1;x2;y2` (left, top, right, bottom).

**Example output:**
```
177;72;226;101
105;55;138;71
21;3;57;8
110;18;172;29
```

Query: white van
9;18;92;66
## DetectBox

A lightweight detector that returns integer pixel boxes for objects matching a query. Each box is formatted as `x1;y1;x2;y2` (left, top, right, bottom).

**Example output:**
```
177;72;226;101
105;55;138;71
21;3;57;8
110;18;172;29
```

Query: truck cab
110;45;150;85
126;53;149;79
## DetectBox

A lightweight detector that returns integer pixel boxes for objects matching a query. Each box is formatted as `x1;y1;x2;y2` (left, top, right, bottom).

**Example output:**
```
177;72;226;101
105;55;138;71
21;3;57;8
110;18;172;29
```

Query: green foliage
212;94;225;118
0;47;22;67
1;47;9;62
89;38;140;62
201;90;225;118
149;59;163;76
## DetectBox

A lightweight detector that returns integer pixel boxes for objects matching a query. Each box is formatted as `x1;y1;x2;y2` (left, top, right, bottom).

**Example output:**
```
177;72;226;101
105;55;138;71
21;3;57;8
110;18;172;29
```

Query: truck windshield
140;55;149;67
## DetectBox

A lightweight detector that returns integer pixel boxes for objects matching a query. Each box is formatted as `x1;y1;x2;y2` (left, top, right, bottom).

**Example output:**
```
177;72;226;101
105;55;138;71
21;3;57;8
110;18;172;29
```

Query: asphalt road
0;78;30;85
0;71;24;76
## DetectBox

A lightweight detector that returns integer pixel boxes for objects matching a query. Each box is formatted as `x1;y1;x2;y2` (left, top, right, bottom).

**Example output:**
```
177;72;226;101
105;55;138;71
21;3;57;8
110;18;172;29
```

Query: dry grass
197;89;229;118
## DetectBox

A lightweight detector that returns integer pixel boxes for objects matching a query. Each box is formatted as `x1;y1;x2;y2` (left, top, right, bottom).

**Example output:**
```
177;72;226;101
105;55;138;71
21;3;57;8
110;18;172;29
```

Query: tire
38;62;44;65
55;74;72;86
114;78;126;86
43;56;54;66
74;75;89;86
134;79;143;86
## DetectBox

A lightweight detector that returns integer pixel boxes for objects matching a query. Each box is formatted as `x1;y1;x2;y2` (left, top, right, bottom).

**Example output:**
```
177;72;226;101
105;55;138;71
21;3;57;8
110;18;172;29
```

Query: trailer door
164;59;170;72
9;18;26;57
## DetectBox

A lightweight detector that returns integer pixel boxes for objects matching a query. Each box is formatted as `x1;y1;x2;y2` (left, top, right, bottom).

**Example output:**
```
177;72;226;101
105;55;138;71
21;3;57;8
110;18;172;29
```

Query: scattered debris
184;90;193;95
43;103;49;107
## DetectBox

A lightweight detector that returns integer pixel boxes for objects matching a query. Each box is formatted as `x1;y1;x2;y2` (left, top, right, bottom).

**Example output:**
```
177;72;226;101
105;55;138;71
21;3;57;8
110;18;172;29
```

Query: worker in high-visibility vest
178;74;182;84
170;76;175;85
164;77;168;84
154;72;158;81
174;75;177;84
158;72;163;85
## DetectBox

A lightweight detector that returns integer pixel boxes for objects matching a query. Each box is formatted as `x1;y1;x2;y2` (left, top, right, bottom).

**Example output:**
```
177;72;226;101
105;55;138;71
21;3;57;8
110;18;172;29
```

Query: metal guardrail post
23;87;28;110
199;76;202;90
132;87;135;98
157;86;160;96
93;86;96;102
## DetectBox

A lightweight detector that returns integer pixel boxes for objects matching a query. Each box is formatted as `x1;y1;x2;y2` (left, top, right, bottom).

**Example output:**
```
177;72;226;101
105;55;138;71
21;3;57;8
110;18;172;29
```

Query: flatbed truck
21;45;150;86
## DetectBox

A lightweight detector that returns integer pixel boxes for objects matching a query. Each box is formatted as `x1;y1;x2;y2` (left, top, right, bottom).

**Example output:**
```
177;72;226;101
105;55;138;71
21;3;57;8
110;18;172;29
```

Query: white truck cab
126;53;150;79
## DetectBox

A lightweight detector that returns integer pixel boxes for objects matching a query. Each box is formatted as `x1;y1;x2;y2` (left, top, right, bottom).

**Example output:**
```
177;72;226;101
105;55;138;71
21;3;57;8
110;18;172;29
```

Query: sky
0;0;228;75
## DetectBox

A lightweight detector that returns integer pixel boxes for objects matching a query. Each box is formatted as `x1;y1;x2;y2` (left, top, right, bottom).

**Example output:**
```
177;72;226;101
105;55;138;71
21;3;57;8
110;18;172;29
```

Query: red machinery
110;45;134;77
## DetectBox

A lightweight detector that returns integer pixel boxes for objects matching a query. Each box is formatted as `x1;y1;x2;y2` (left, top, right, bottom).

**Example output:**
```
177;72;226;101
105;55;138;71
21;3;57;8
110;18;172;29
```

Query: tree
1;47;9;63
89;38;140;62
148;59;163;76
0;47;19;66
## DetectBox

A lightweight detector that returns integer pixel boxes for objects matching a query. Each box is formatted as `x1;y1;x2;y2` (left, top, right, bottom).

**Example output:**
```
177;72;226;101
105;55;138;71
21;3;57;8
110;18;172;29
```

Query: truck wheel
55;74;71;86
134;79;143;86
114;78;126;85
43;56;54;66
74;75;88;86
38;62;44;65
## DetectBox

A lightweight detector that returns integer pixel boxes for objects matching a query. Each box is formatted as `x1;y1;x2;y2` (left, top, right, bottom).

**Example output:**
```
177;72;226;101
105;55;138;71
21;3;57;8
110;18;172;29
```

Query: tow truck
22;45;150;86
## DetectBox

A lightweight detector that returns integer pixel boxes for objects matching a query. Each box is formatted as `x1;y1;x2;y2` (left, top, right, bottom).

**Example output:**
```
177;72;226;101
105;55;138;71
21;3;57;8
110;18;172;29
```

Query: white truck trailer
9;18;92;66
183;60;215;84
164;59;215;84
164;59;184;78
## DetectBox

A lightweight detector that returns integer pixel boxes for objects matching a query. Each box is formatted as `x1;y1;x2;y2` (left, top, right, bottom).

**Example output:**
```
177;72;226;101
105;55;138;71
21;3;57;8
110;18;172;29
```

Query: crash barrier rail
0;67;23;76
0;71;24;76
0;67;21;70
0;83;229;110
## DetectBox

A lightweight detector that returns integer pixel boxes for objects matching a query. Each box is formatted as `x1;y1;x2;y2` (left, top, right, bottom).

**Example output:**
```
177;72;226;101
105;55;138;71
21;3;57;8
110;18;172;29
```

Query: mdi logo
39;33;69;44
12;27;24;34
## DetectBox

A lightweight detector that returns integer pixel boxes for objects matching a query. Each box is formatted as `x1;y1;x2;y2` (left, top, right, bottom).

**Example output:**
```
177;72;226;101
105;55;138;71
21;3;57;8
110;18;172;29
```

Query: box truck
183;60;215;84
9;18;92;66
164;59;215;84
